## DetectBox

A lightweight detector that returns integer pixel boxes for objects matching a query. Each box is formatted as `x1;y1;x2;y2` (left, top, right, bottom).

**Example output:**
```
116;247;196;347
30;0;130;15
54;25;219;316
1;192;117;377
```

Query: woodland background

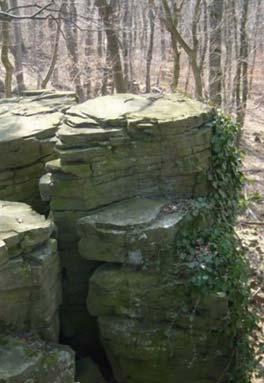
0;0;263;126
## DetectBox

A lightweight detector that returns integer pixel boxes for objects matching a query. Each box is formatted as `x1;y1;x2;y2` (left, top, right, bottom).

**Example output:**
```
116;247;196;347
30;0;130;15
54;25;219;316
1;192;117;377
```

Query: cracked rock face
0;91;76;212
0;201;61;342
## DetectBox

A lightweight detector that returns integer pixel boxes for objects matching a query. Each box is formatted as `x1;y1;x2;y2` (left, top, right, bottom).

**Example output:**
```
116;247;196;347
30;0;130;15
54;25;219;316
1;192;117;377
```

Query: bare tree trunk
199;0;208;78
209;0;224;106
159;6;166;61
237;0;249;127
146;2;155;93
171;37;181;91
0;0;13;98
84;0;94;99
9;0;25;95
96;0;127;93
185;59;191;92
97;9;103;59
232;0;239;109
41;14;62;89
129;0;134;81
223;0;230;109
123;1;130;89
162;0;203;99
62;0;84;101
249;0;261;94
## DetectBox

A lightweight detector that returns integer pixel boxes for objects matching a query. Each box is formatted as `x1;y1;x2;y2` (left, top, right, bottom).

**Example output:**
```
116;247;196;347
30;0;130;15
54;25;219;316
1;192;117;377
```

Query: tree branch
0;1;55;22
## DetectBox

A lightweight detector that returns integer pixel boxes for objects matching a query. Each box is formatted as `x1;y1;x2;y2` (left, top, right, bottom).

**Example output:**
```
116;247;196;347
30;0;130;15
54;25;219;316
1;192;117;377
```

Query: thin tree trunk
96;0;127;93
129;0;134;81
41;15;62;89
159;6;166;61
9;0;25;95
84;0;94;99
0;0;13;98
185;59;191;92
123;1;130;89
171;37;180;91
199;0;208;79
162;0;203;99
97;8;103;58
237;0;249;127
231;0;239;109
62;0;84;101
146;2;155;93
209;0;224;106
249;0;261;94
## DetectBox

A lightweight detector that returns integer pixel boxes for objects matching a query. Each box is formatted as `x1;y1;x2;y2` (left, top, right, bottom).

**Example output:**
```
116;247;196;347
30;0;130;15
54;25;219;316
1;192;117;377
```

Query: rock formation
0;200;60;341
79;198;231;383
0;91;76;213
0;92;236;382
40;93;233;382
0;200;75;382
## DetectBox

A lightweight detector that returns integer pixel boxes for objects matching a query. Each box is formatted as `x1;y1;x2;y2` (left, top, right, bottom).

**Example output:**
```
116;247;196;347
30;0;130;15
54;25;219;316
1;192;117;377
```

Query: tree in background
9;0;25;94
95;0;126;93
208;0;223;106
0;0;263;128
0;0;13;98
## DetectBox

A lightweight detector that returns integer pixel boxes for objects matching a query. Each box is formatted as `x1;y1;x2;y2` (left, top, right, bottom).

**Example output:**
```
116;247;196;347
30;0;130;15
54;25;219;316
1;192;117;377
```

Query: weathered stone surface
0;201;61;341
0;334;75;383
0;91;76;212
88;264;228;329
77;198;201;265
99;318;230;383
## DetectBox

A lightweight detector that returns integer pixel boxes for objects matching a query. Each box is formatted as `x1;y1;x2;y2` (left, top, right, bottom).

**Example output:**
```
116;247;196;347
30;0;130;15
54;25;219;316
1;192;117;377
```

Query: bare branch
0;1;55;22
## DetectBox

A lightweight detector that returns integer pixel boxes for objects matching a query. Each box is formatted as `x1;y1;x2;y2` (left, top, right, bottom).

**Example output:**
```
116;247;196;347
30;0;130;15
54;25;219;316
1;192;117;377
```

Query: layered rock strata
80;198;231;383
0;91;76;212
41;93;214;354
0;200;61;342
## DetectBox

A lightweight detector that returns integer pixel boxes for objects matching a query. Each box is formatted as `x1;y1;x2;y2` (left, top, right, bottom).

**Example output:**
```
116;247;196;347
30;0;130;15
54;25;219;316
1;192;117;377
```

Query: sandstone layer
0;200;61;342
0;91;76;212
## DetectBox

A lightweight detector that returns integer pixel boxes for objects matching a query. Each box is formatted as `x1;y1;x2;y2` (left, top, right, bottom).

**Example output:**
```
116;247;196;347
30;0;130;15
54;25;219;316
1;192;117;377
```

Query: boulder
0;201;61;341
0;334;75;383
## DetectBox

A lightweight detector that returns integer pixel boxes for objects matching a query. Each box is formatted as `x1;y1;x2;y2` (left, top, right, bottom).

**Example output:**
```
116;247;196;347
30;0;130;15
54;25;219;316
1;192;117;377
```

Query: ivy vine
167;113;257;383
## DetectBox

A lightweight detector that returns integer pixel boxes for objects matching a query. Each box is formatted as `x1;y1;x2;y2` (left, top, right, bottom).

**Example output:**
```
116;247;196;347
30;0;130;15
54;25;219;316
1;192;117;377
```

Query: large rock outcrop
0;91;76;212
39;93;234;383
0;200;61;342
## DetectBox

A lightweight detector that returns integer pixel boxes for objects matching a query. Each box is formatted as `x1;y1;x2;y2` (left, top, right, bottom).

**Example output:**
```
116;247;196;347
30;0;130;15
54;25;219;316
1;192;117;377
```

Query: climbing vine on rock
167;113;257;383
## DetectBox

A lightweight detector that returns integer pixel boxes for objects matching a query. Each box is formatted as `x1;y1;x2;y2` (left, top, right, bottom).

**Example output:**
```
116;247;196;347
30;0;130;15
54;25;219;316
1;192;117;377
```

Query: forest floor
238;97;264;383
